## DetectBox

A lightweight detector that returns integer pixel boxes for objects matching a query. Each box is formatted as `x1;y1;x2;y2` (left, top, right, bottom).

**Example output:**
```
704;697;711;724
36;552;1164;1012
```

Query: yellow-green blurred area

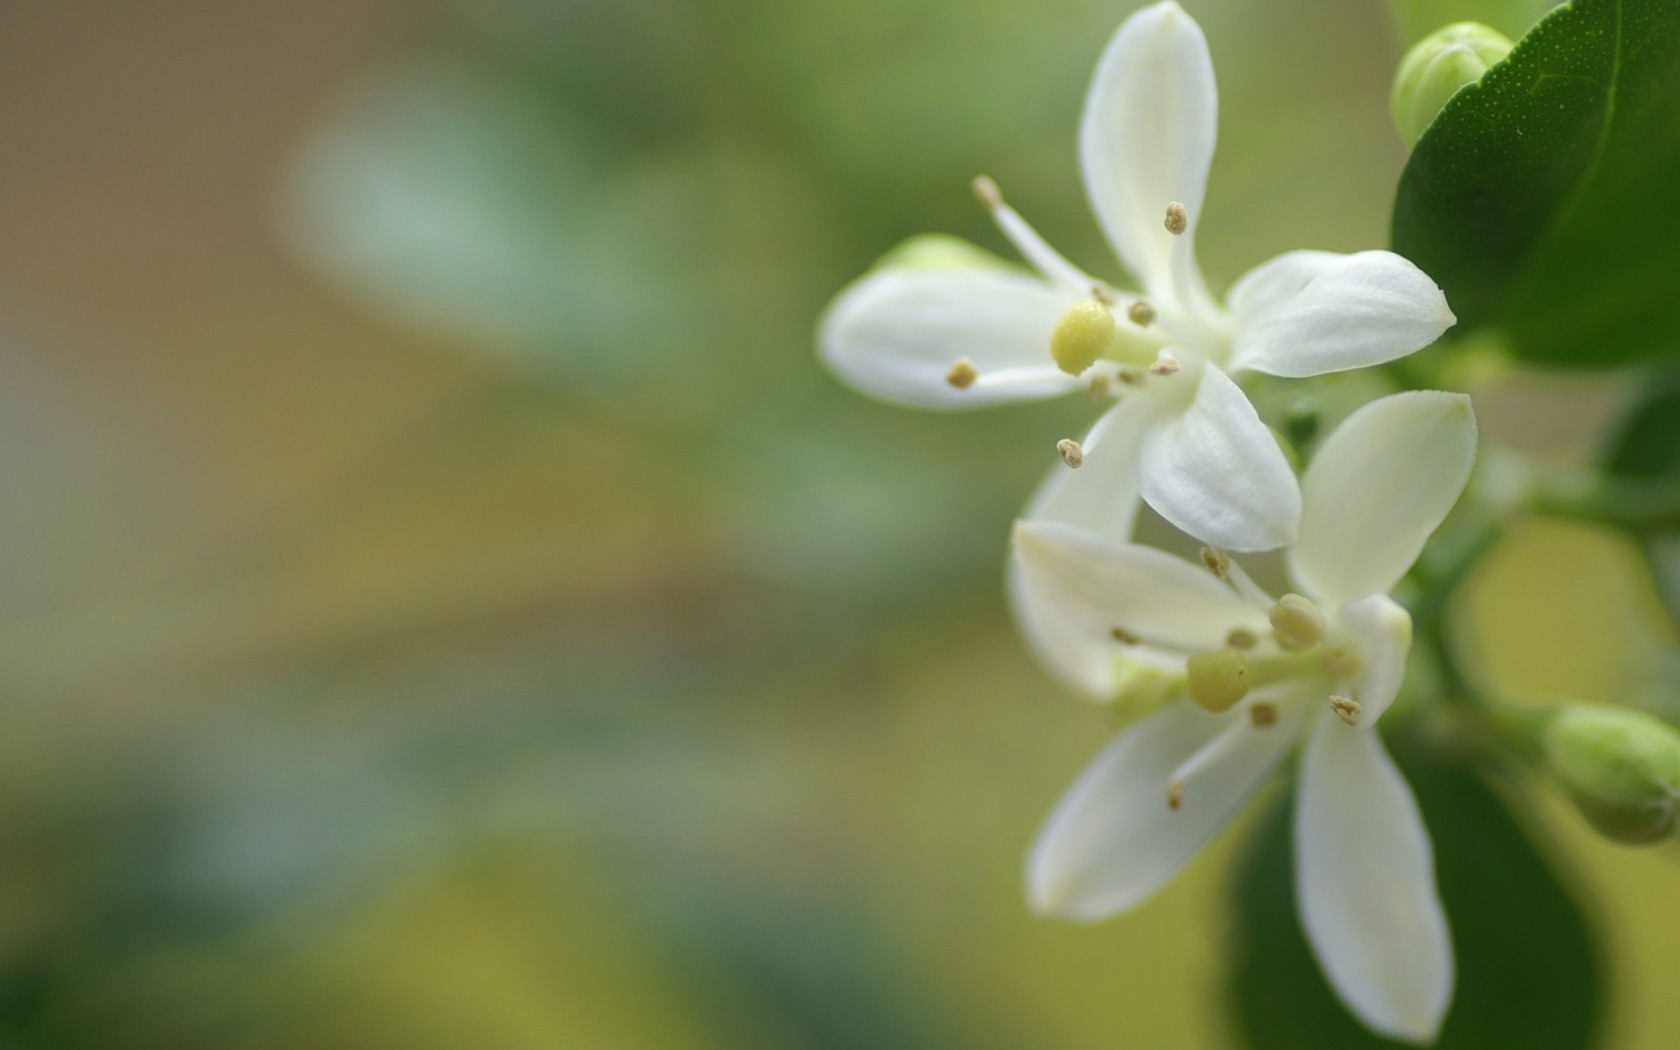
0;0;1673;1047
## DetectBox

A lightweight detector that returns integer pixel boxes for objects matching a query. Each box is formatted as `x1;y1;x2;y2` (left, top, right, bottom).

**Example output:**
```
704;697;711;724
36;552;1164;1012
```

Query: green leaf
1226;747;1600;1049
1391;0;1680;366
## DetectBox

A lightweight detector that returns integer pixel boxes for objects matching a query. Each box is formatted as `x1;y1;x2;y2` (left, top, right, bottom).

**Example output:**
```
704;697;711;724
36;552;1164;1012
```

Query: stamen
1329;694;1362;727
1321;647;1361;679
1086;373;1112;400
1090;281;1120;306
1222;558;1277;611
1126;300;1156;326
1269;594;1328;652
971;175;1091;292
1250;702;1279;728
1056;439;1085;468
1148;351;1180;376
1164;201;1189;236
1225;627;1257;650
946;358;979;389
1049;300;1116;376
1110;626;1140;645
1186;649;1250;712
1165;714;1261;808
1200;546;1230;579
1117;366;1146;386
1166;779;1184;811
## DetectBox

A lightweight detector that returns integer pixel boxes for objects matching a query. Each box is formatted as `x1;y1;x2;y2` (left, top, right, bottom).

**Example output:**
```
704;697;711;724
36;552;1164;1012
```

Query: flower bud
1391;22;1513;145
872;234;1008;273
1542;707;1680;845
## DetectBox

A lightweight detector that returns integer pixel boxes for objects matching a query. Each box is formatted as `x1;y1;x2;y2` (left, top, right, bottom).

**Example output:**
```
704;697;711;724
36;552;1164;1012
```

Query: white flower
1012;391;1476;1044
818;1;1455;552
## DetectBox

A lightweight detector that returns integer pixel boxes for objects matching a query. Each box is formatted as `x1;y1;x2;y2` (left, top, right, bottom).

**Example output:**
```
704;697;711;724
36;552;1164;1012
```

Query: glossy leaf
1391;0;1680;366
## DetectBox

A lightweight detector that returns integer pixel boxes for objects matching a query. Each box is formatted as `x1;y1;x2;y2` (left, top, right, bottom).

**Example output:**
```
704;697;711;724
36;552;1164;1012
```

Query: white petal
1295;715;1454;1043
1337;594;1412;726
1011;520;1265;668
1289;391;1477;605
1225;250;1456;378
818;264;1078;409
1028;701;1294;919
1137;365;1301;552
1080;1;1217;300
1023;404;1156;540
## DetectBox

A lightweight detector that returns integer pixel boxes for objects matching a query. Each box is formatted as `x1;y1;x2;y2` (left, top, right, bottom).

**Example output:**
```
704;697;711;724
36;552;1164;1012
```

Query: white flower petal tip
1295;719;1454;1043
1080;0;1217;298
1027;701;1296;920
817;264;1081;410
1138;365;1302;552
1226;250;1456;378
1289;391;1476;605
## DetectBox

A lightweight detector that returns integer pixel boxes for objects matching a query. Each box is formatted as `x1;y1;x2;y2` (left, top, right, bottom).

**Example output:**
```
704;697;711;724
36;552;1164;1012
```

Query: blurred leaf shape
1391;0;1680;366
275;59;660;374
1226;751;1600;1048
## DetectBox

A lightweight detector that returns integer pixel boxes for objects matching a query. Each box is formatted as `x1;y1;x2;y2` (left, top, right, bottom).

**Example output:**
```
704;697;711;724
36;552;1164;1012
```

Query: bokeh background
1;0;1677;1046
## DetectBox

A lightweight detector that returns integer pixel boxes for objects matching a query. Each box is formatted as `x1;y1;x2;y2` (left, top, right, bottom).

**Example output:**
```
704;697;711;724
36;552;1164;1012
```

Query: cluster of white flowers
817;3;1478;1044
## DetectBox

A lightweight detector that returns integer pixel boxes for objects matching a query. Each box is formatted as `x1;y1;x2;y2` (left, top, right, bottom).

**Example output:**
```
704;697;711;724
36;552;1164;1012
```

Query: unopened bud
1186;649;1251;713
1391;22;1513;145
1049;300;1116;376
1543;707;1680;845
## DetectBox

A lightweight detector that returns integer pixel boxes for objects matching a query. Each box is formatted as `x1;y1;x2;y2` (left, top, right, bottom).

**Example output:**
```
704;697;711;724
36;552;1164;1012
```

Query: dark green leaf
1226;747;1601;1049
1391;0;1680;366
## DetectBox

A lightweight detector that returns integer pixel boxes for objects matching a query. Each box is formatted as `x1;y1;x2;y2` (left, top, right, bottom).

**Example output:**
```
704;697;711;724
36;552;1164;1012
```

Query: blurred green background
0;0;1675;1046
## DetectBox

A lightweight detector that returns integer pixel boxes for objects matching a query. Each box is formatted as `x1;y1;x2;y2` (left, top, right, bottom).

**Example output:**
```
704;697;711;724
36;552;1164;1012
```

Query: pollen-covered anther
1090;281;1120;306
1086;373;1112;400
1269;593;1327;652
1187;648;1250;712
1049;299;1116;376
1321;647;1361;679
1249;702;1279;728
1148;351;1180;376
1329;694;1362;727
1164;201;1189;236
1110;626;1140;644
1117;366;1146;387
1056;438;1084;468
1225;627;1257;650
1126;300;1156;326
1200;546;1230;579
1166;779;1185;811
971;174;1002;212
945;358;979;389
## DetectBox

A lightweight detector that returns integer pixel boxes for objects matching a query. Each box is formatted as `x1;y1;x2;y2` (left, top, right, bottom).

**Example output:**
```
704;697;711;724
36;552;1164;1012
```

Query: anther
1049;300;1116;376
1164;201;1189;236
1249;702;1279;728
1090;281;1120;306
1225;627;1257;650
1117;366;1146;386
1329;695;1362;727
946;358;979;389
971;174;1002;212
1086;373;1112;400
1057;439;1085;468
1110;626;1140;645
1269;593;1327;652
1126;300;1156;326
1148;351;1180;376
1166;779;1184;811
1200;546;1230;579
1187;649;1251;712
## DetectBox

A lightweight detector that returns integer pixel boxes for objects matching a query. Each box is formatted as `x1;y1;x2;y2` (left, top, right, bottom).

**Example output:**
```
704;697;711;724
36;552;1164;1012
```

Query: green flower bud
871;233;1010;273
1542;707;1680;845
1391;22;1514;145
